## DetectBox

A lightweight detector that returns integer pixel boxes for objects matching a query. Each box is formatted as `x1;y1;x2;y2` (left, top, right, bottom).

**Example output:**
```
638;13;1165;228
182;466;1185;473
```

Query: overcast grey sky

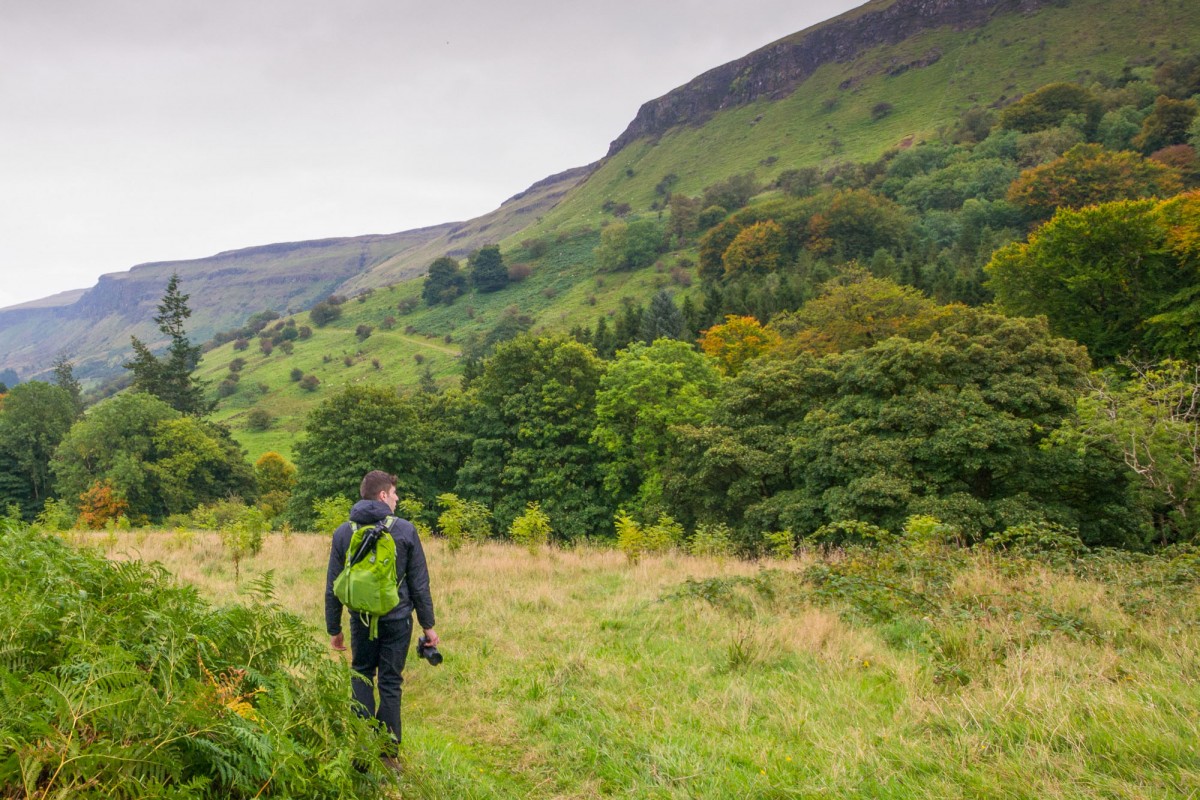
0;0;861;309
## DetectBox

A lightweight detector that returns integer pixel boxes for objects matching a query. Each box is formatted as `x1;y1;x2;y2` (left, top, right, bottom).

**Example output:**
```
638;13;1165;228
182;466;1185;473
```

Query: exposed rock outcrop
607;0;1056;156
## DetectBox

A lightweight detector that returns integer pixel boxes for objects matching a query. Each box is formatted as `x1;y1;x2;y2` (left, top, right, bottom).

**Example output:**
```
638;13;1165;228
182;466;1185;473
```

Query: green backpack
333;516;399;640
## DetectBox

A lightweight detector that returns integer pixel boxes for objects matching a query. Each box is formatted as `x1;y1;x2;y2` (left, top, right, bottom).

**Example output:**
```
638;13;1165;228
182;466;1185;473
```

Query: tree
699;315;782;375
1132;96;1198;155
702;173;759;211
422;256;467;305
124;273;211;415
638;290;685;343
986;196;1200;362
1007;144;1183;218
51;354;83;415
999;82;1102;134
592;340;721;516
1052;360;1200;544
594;219;663;272
467;245;508;293
806;189;911;260
721;220;787;277
670;308;1139;546
668;193;701;244
455;335;610;538
308;301;342;326
769;271;950;356
0;382;77;516
51;392;253;521
288;387;469;527
149;417;256;516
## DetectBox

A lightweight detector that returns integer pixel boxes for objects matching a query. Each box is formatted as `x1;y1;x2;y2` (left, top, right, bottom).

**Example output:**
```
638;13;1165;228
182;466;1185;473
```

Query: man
326;470;438;750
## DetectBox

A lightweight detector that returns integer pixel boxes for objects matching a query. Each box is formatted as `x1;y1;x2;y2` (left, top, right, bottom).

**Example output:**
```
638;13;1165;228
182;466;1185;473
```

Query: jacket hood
349;499;393;525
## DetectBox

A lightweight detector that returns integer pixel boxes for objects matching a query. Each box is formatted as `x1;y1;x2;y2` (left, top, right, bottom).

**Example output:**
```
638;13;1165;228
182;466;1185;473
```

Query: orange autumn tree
76;480;129;529
1007;143;1183;218
699;315;781;375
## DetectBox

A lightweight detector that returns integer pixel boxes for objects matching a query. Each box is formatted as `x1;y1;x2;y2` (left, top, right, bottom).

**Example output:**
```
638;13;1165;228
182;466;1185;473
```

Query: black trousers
349;613;412;747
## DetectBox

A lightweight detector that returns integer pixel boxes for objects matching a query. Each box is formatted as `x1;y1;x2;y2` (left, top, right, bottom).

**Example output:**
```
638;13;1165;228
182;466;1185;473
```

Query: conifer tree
124;273;211;415
639;290;684;342
468;245;508;293
51;353;83;415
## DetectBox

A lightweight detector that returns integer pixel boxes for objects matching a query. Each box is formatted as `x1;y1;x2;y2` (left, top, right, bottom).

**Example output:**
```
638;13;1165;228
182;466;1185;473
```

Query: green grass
92;530;1200;799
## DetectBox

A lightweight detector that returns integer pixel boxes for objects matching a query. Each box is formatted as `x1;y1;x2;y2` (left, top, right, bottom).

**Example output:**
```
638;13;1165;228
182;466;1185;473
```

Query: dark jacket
325;499;436;636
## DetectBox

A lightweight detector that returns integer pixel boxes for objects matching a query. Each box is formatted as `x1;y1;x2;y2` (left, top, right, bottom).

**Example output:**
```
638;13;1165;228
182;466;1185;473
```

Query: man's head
360;470;399;512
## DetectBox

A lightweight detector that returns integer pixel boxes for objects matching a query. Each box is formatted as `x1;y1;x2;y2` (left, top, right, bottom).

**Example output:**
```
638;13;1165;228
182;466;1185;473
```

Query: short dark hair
360;470;397;500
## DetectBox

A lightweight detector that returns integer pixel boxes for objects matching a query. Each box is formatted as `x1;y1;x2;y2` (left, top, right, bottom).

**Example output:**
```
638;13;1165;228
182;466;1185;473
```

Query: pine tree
124;273;211;415
639;290;684;343
593;316;616;359
468;245;508;293
51;353;83;415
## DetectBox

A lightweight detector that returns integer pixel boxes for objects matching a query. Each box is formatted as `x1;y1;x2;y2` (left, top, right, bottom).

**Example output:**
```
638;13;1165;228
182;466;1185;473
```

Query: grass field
85;530;1200;799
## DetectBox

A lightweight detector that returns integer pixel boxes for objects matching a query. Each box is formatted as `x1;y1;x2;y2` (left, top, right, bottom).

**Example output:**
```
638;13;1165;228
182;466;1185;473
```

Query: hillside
0;165;588;384
525;0;1199;237
2;0;1196;393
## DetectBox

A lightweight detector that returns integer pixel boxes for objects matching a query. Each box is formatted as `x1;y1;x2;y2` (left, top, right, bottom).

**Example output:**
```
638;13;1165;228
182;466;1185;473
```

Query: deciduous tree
1007;144;1182;218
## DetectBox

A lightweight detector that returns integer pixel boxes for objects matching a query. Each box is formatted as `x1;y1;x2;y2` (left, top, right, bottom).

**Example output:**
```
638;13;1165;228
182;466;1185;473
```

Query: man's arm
403;527;436;634
325;526;348;646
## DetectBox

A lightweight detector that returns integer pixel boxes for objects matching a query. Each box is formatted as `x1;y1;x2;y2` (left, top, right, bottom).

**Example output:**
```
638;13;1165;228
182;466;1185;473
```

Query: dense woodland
2;62;1199;555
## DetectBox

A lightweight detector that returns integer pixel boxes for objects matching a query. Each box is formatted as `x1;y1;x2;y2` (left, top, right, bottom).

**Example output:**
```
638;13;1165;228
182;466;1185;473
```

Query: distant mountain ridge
0;165;589;382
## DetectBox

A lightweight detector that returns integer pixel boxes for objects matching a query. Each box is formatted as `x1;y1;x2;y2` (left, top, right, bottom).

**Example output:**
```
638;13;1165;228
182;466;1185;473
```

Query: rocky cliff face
607;0;1056;156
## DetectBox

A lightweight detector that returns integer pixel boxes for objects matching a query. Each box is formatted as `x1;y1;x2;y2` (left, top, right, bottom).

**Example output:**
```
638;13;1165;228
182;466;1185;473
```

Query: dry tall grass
82;530;1200;799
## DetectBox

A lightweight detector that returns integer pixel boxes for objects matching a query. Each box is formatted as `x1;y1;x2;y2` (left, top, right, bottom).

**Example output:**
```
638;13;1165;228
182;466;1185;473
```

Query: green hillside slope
198;0;1200;462
524;0;1199;240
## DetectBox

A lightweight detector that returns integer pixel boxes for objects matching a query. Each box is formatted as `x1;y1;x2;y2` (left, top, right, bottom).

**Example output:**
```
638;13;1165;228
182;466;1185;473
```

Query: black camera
417;635;442;666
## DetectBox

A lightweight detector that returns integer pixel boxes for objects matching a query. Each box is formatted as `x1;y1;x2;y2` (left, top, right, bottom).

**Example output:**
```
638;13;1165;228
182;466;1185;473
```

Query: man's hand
330;632;346;651
422;628;440;647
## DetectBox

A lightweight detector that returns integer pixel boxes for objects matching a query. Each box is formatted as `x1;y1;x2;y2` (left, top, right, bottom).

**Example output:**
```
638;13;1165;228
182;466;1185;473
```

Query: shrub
355;324;373;341
508;262;533;282
217;379;238;398
615;510;645;563
246;407;273;432
233;337;249;351
508;501;552;553
189;497;250;530
290;367;304;382
297;325;312;339
437;493;492;552
34;498;76;532
396;497;434;539
259;338;274;356
688;522;733;557
763;529;797;559
220;506;269;582
300;374;320;391
871;101;895;120
0;525;394;797
76;480;128;530
381;315;396;330
229;357;246;372
309;302;342;327
312;496;352;533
